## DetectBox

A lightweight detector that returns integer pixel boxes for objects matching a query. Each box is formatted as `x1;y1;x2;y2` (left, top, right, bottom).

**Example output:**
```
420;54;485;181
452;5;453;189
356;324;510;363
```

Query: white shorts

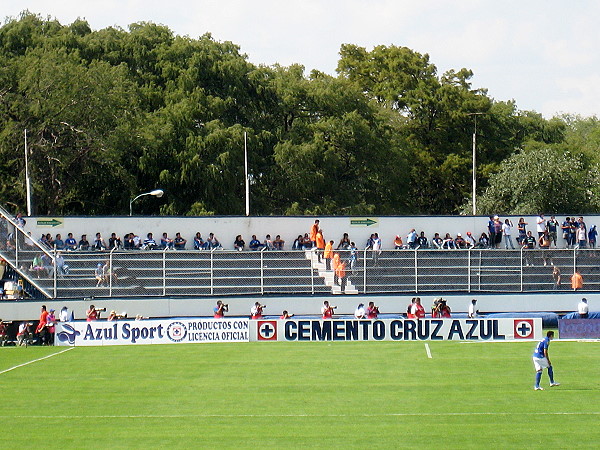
533;356;550;371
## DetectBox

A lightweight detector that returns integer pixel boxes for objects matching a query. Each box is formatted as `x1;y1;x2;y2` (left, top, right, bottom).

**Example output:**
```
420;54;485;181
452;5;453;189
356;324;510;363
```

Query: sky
4;1;600;118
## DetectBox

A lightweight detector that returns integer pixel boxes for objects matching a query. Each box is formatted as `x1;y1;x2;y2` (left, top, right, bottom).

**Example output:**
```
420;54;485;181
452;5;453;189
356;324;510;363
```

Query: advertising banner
558;319;600;339
250;318;542;342
55;318;249;346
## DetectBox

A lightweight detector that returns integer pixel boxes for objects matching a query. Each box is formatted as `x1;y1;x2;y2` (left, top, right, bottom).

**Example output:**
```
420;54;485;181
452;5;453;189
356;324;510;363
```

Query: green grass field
1;340;599;449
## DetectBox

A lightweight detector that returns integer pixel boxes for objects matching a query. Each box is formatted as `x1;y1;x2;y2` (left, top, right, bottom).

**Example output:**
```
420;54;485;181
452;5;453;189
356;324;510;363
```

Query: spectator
249;235;262;251
576;223;587;249
310;220;320;247
315;228;325;263
109;233;122;250
547;216;560;247
517;218;528;245
354;303;366;319
394;235;404;249
44;233;54;249
324;240;334;270
292;235;303;250
336;260;347;293
234;235;245;251
588;225;597;249
321;301;335;319
431;233;443;249
349;242;358;273
207;233;221;249
250;302;265;319
493;216;503;248
273;235;285;250
432;298;451;318
14;212;26;228
536;213;546;238
568;217;577;248
35;305;49;345
406;229;417;249
571;271;583;291
410;297;425;319
30;253;48;278
143;233;158;250
465;232;476;249
300;233;312;249
442;233;456;249
193;232;206;250
577;298;589;318
263;234;274;250
523;231;536;266
366;301;379;319
538;231;552;266
337;233;351;250
454;233;467;249
55;251;69;276
468;299;479;318
59;306;70;322
94;232;107;251
502;219;515;249
65;233;77;251
174;232;187;250
365;234;375;250
86;304;100;321
417;231;428;249
160;232;174;250
552;266;561;289
95;263;104;287
561;217;571;248
371;233;381;265
132;233;141;249
46;308;56;345
477;232;489;248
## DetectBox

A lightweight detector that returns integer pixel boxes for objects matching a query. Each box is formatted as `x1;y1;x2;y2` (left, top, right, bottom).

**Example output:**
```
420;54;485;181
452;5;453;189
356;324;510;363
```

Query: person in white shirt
536;214;546;237
468;299;479;318
502;219;515;249
59;306;70;322
354;303;366;319
577;298;589;318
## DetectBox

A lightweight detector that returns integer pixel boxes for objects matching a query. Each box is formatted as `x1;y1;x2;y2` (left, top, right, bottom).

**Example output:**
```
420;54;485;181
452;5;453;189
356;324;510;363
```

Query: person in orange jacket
332;252;341;285
315;228;325;263
571;271;583;291
324;240;334;270
310;220;320;247
336;261;347;293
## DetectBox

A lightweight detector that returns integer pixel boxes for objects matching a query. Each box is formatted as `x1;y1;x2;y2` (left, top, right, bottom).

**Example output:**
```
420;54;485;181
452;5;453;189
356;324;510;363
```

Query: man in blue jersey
532;330;560;390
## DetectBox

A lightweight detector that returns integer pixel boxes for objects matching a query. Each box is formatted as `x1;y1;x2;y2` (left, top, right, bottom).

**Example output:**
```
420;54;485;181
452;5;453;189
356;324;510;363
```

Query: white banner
55;318;249;346
250;318;542;342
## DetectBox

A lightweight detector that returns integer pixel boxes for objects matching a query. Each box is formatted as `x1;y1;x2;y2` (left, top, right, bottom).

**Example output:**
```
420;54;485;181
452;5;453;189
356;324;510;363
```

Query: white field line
3;412;600;419
425;343;432;358
0;347;74;376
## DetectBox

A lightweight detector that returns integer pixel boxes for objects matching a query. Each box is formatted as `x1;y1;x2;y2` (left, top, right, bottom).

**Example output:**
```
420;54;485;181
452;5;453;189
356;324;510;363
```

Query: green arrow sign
350;218;378;227
37;219;63;227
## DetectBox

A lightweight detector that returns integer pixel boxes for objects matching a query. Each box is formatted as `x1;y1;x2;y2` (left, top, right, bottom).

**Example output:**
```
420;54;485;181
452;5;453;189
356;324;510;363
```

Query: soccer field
1;341;599;449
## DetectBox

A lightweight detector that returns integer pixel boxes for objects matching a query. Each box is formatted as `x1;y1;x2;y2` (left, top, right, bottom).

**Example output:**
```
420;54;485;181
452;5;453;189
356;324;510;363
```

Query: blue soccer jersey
533;337;550;358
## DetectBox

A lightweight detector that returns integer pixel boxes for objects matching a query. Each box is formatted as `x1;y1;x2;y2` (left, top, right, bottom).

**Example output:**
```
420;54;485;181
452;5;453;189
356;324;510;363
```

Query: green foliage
0;12;590;216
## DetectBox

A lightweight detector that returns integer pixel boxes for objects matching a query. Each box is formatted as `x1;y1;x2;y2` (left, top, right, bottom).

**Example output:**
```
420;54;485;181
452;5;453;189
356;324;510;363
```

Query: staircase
305;249;359;294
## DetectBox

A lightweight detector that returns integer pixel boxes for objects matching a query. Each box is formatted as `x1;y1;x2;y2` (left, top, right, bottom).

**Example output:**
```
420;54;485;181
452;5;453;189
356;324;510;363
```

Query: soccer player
532;330;560;390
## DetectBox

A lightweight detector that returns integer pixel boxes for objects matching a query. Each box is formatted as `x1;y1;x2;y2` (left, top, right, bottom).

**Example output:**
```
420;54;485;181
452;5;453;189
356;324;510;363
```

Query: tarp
486;312;558;328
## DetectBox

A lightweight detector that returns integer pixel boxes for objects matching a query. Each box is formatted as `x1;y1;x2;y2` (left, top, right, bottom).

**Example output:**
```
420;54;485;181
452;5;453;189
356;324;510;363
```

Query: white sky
4;0;600;118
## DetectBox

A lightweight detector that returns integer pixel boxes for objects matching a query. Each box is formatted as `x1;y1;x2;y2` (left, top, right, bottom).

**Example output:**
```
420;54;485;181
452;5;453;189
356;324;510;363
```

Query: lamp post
467;113;486;216
129;189;164;216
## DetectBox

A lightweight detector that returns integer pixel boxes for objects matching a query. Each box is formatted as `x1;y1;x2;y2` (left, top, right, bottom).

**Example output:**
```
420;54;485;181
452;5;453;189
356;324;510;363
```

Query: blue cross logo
517;322;532;336
260;323;274;338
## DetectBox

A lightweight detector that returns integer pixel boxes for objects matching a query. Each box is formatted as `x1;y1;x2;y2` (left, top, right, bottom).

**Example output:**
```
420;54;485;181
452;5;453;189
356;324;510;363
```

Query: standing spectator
371;233;382;265
336;260;347;293
65;233;77;251
174;232;187;250
517;218;528;245
35;305;49;345
588;225;597;249
273;235;285;250
538;231;552;266
568;218;577;248
547;216;560;247
523;231;536;266
46;308;56;345
366;301;379;319
577;298;589;318
576;223;587;249
349;242;358;273
406;229;417;249
95;263;104;287
493;216;503;248
561;217;571;247
332;253;341;286
315;228;325;263
488;216;496;248
14;212;26;228
234;235;245;251
502;219;515;249
321;301;335;319
571;271;583;291
410;297;426;319
310;220;320;247
552;266;561;289
536;213;546;238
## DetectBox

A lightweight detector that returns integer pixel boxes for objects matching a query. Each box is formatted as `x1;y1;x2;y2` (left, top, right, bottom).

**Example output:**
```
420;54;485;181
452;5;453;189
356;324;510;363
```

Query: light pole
129;189;164;216
467;113;486;216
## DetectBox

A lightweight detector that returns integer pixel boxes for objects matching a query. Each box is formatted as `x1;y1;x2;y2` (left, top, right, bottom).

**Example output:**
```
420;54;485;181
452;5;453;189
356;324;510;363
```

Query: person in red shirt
321;301;336;319
35;305;49;345
214;300;228;318
366;301;379;319
251;302;265;319
86;304;99;321
410;297;425;319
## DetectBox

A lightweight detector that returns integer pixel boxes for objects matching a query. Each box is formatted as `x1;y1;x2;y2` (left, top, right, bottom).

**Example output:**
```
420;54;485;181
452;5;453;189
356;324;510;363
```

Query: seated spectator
300;233;312;249
477;233;489;248
234;235;245;251
264;234;274;250
30;254;48;278
143;233;159;250
123;233;133;250
132;233;141;249
174;232;187;250
55;252;69;276
280;310;294;319
465;232;476;249
273;235;285;250
38;233;48;248
160;232;174;250
337;233;351;250
94;232;107;251
79;234;90;251
44;233;54;249
431;233;443;249
292;235;303;250
193;232;206;250
54;234;65;250
394;235;404;249
207;233;221;249
454;233;467;249
249;235;263;251
64;233;77;251
109;233;122;250
442;233;456;249
417;231;428;249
